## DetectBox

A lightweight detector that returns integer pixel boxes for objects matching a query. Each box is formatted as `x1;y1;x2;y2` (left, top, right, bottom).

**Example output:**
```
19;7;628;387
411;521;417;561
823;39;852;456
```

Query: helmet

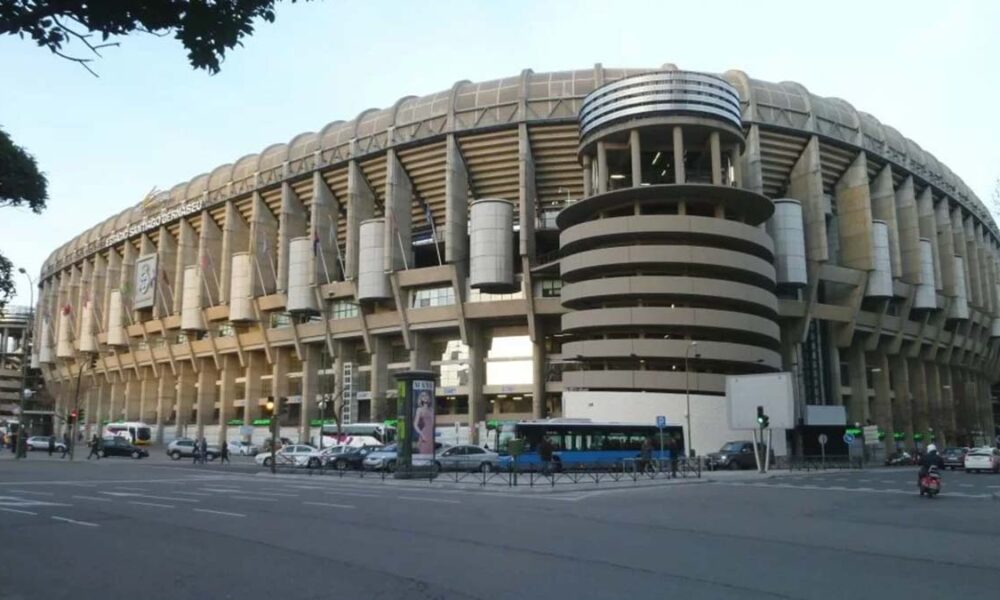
926;444;937;453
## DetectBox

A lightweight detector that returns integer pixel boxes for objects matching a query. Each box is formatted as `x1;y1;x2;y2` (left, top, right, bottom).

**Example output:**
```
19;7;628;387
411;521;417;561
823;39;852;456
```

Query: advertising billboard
413;379;435;456
133;254;158;309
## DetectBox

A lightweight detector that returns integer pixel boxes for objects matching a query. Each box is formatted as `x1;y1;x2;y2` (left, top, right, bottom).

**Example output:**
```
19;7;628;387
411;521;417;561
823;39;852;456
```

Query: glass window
269;312;292;328
332;300;359;319
467;279;525;303
411;286;455;308
486;335;533;386
540;280;562;298
217;323;235;338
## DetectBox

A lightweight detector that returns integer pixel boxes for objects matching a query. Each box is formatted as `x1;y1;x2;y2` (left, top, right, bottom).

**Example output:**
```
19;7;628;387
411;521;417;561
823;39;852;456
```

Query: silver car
432;445;500;473
26;436;67;452
166;438;219;460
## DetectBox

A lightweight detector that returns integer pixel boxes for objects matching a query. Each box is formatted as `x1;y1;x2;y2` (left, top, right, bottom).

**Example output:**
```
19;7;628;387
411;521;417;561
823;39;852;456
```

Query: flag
62;304;71;316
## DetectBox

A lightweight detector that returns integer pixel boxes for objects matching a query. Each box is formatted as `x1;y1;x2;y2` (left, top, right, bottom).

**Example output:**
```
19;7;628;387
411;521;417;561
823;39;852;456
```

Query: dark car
941;447;969;470
101;436;148;459
706;441;773;471
326;446;380;471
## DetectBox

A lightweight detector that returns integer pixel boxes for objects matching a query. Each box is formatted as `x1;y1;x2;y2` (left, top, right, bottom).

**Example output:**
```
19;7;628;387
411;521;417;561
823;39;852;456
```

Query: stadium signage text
101;199;205;249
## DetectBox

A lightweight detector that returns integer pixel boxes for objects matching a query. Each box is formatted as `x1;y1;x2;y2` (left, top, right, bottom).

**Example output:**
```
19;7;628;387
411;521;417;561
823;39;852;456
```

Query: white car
254;444;316;467
26;436;67;452
296;445;349;468
963;447;1000;473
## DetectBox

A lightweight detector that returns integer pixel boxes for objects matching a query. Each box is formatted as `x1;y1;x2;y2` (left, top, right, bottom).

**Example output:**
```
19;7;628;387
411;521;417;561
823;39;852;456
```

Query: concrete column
174;362;195;439
889;355;913;450
786;136;827;263
596;141;608;194
138;368;157;425
532;322;546;419
249;193;278;296
220;201;249;302
409;332;432;371
709;131;722;185
518;123;536;261
195;358;218;440
174;218;197;314
582;155;593;198
925;362;946;447
834;153;874;272
629;129;642;187
154;367;176;443
938;365;957;444
218;354;238;443
467;324;488;444
107;375;123;425
370;336;390;421
672;126;685;184
846;343;868;425
278;182;308;293
123;371;141;421
445;134;470;265
243;351;265;424
82;383;97;440
917;189;942;289
935;200;956;295
908;359;930;446
299;343;321;443
870;165;901;279
871;353;894;458
346;161;375;280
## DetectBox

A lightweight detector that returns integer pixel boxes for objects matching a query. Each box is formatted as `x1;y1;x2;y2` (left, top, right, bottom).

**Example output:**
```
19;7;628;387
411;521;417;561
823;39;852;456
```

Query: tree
0;126;47;310
0;0;304;76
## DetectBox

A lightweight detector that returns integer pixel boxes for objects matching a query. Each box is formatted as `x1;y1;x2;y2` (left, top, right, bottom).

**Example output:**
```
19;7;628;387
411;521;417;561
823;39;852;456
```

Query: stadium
30;64;1000;456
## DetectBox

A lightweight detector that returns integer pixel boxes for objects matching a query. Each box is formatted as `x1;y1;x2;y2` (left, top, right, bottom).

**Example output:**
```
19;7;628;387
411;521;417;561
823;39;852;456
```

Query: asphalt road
1;457;999;600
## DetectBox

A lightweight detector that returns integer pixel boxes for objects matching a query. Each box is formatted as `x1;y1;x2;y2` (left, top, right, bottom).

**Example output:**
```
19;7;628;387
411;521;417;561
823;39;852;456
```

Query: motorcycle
886;451;915;466
918;466;941;498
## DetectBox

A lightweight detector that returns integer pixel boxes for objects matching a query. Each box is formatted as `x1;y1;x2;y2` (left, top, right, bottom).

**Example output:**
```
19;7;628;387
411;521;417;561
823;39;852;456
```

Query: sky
1;0;999;307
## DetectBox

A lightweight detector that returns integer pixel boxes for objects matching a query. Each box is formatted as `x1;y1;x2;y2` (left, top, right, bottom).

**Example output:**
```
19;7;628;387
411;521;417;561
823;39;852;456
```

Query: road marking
880;480;895;484
959;484;974;488
174;491;211;497
0;507;38;516
51;516;98;527
324;491;380;498
10;490;55;496
397;496;461;505
194;508;246;517
72;495;111;502
99;492;198;503
200;488;244;493
129;501;175;509
239;491;299;497
230;496;277;502
303;501;356;509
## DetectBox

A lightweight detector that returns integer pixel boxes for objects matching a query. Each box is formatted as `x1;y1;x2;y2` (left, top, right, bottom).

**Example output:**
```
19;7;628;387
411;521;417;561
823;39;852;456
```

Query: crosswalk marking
51;516;98;527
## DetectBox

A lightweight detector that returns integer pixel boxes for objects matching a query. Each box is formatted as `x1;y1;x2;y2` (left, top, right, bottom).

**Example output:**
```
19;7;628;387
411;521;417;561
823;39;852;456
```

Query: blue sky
2;0;998;306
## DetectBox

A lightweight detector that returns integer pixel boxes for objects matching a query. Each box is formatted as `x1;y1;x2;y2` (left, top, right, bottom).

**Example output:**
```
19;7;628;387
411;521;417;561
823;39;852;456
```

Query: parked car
326;446;380;471
298;445;348;468
432;445;500;473
166;438;220;461
941;447;969;470
26;436;66;452
254;444;316;467
364;443;451;471
235;441;260;456
99;436;148;459
964;447;1000;473
706;441;772;471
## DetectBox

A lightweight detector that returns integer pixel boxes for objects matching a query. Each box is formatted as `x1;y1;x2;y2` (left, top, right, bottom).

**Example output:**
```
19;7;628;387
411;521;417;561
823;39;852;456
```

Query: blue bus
498;419;685;470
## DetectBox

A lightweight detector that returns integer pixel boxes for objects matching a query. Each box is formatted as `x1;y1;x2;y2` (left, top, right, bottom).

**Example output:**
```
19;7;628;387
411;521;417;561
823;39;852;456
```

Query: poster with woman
413;380;435;456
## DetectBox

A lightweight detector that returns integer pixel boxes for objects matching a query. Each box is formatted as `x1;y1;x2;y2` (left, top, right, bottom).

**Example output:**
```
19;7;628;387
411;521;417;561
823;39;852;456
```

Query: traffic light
70;409;78;423
756;405;770;429
77;408;85;422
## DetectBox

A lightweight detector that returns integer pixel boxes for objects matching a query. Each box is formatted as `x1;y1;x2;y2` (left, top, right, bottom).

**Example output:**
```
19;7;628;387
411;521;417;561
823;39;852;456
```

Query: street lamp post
684;340;699;458
16;268;34;459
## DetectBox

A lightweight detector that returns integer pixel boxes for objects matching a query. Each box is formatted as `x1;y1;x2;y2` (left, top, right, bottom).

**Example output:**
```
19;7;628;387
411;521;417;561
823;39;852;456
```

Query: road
1;456;999;600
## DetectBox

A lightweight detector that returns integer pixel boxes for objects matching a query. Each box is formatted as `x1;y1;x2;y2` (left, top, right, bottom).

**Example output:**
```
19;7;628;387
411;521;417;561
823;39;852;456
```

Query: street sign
863;425;880;446
239;425;253;437
656;415;666;429
843;433;855;445
818;433;828;446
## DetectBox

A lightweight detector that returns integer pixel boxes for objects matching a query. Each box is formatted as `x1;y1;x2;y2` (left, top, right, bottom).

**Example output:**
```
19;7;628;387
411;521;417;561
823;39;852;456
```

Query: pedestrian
87;435;102;460
539;437;554;476
192;438;201;464
639;436;654;474
201;438;209;463
61;432;70;459
220;440;230;465
48;435;55;456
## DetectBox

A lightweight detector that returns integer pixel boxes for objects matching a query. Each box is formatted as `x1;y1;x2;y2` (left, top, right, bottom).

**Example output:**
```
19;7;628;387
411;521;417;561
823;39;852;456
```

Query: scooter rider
918;443;944;486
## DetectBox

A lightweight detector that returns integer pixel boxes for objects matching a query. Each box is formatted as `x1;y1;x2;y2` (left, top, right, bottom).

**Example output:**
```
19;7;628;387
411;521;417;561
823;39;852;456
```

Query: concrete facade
33;64;1000;451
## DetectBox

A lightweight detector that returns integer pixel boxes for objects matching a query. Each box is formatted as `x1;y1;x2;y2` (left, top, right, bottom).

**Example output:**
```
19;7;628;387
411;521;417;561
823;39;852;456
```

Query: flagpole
205;254;222;305
327;215;347;280
421;196;443;266
315;234;332;285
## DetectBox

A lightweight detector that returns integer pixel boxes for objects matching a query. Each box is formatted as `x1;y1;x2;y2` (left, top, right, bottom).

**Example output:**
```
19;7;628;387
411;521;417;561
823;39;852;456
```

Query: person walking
639;436;654;475
87;435;102;460
47;435;55;456
667;435;679;478
192;438;201;465
220;440;230;465
539;437;554;477
61;432;70;459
